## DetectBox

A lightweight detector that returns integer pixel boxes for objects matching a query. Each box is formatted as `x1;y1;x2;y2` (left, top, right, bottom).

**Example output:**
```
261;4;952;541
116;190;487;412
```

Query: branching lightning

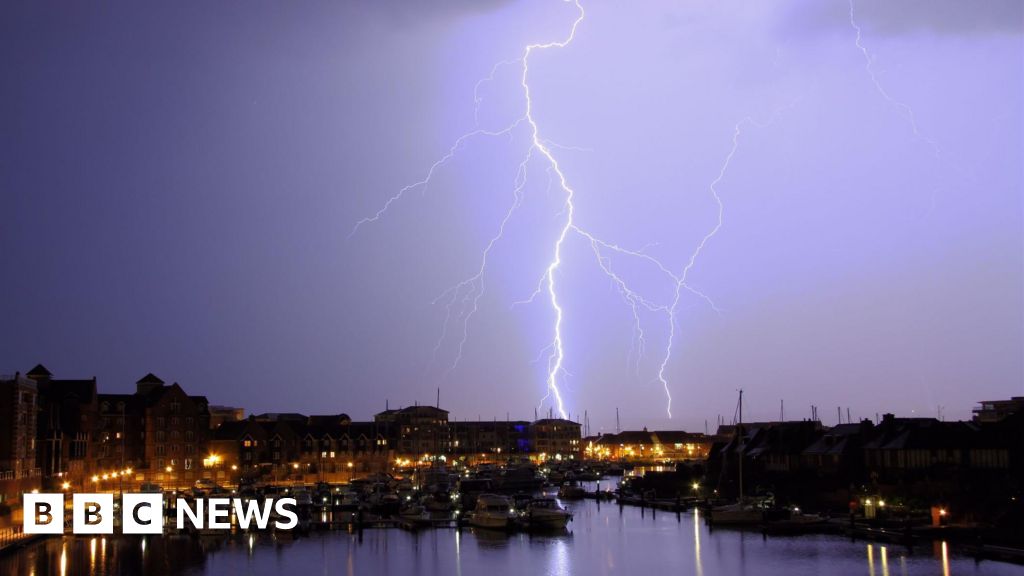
352;0;787;421
848;0;940;157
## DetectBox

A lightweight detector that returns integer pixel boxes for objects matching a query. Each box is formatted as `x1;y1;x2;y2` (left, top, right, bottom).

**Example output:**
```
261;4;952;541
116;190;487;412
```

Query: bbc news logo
24;493;299;534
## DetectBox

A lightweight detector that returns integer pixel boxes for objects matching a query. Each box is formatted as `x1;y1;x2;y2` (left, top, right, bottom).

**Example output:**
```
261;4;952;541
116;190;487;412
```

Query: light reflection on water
2;499;1022;576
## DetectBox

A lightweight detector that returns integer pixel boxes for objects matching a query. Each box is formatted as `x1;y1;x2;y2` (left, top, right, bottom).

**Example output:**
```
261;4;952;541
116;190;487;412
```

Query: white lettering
233;499;274;530
175;498;203;530
273;498;298;530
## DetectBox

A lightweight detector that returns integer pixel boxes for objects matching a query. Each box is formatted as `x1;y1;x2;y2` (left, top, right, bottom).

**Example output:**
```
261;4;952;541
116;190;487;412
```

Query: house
449;420;531;457
0;372;40;508
92;374;211;489
973;397;1024;423
27;364;97;488
800;421;873;483
530;418;581;459
375;405;449;457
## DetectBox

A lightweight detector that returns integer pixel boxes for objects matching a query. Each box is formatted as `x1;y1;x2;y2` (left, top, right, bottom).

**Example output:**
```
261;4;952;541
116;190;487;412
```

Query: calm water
3;498;1022;576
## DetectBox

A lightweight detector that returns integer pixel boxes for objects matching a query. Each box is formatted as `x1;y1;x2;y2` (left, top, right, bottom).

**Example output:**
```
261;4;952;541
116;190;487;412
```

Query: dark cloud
355;0;515;23
786;0;1023;37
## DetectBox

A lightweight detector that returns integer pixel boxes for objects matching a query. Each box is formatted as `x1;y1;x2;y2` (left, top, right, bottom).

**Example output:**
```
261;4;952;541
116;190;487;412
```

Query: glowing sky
2;0;1021;431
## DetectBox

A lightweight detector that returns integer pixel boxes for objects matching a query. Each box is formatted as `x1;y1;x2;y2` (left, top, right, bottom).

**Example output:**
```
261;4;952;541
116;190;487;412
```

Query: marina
2;484;1021;576
2;465;1022;575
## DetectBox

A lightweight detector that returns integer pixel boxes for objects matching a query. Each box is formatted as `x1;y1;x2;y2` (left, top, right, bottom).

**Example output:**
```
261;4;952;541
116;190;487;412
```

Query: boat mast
738;389;744;503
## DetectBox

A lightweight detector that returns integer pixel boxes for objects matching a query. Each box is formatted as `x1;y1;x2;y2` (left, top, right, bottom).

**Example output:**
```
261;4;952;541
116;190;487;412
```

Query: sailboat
709;390;765;526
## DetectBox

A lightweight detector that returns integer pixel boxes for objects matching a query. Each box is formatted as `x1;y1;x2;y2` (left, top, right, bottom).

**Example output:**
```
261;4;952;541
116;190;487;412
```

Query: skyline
2;0;1022;431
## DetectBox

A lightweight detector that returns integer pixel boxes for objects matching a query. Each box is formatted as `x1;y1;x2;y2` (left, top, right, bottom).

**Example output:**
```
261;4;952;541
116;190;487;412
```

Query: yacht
519;497;572;530
468;494;515;530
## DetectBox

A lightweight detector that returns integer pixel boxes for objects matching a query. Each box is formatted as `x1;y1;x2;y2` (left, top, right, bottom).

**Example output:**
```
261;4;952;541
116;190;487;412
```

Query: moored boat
518;497;572;531
708;502;765;526
558;481;586;500
468;494;515;530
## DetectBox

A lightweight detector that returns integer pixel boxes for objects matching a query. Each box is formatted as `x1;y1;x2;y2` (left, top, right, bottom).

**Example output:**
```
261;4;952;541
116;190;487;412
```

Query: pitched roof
533;418;579;426
27;364;52;377
598;431;654;445
137;373;164;385
652;431;707;444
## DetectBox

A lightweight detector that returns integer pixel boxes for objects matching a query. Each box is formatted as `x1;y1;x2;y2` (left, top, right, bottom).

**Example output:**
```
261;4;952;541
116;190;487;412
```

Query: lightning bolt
848;0;940;157
431;148;535;375
352;0;782;421
519;0;586;420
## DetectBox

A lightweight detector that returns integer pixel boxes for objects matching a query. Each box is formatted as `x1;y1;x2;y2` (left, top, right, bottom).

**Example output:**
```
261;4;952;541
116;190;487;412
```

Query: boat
518;497;572;530
456;477;493;510
422;491;454;513
708;389;763;527
708;502;765;526
557;481;586;500
763;513;832;535
494;465;545;493
468;494;515;530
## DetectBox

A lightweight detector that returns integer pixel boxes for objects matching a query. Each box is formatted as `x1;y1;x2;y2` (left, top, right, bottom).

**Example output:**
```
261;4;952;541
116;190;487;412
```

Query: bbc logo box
23;493;164;535
23;494;64;534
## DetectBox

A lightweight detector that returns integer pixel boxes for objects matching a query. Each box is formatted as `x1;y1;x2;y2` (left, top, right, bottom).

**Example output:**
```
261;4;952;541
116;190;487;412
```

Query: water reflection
1;502;1019;576
549;536;569;576
693;508;703;576
941;541;951;576
454;526;462;576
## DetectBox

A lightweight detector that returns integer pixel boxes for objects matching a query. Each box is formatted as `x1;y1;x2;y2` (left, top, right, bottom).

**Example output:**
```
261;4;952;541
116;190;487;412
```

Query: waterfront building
530;418;581;459
92;374;211;490
375;405;449;458
973;396;1024;423
27;364;97;488
210;414;393;485
0;372;40;511
208;405;244;429
586;429;712;462
449;420;531;459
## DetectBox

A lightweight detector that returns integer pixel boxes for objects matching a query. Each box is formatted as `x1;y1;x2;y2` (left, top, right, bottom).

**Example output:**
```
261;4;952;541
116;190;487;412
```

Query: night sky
2;1;1021;432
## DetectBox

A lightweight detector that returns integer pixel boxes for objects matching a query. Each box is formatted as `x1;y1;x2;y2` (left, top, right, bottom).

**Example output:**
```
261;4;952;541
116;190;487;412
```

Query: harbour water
3;496;1021;576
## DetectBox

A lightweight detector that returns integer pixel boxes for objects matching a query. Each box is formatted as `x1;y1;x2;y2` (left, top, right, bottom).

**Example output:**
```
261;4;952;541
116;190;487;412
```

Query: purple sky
2;0;1021;432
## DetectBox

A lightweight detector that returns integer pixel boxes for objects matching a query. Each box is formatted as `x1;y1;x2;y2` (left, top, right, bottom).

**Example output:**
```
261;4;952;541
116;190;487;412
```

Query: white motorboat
519;497;572;530
468;494;515;530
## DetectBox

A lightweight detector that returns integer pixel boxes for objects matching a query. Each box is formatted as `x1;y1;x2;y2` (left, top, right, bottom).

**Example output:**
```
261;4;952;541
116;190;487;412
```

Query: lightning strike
848;0;940;157
348;121;523;238
520;0;586;419
432;148;536;374
353;0;755;421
